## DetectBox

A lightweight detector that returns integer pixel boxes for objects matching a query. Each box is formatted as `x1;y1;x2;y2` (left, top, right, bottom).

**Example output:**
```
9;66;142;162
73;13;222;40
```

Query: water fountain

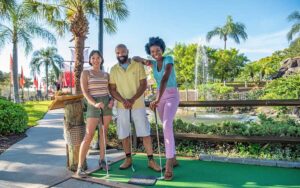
194;39;209;101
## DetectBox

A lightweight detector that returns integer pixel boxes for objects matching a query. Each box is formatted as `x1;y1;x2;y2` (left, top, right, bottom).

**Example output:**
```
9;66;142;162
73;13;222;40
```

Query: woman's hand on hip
108;100;114;109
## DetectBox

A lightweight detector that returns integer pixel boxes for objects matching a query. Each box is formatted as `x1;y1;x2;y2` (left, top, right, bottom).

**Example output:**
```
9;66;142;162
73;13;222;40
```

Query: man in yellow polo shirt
109;44;161;172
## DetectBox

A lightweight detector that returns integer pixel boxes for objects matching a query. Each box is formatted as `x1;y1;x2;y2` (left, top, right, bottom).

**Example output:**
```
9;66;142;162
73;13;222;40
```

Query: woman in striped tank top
77;50;113;177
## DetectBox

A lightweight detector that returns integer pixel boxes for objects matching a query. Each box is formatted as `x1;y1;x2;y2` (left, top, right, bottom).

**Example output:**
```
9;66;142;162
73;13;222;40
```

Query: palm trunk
46;65;49;99
74;36;85;94
12;41;20;103
70;7;89;95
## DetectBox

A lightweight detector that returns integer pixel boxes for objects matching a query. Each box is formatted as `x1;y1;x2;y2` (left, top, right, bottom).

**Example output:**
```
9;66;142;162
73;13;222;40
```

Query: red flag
19;66;25;88
10;54;13;85
33;75;38;91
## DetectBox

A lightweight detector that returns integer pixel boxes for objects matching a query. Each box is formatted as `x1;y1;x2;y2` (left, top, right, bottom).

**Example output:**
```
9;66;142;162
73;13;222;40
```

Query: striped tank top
87;70;109;97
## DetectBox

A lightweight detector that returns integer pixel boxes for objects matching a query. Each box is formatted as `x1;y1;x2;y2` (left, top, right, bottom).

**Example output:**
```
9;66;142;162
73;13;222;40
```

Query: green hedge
0;99;28;135
151;114;300;137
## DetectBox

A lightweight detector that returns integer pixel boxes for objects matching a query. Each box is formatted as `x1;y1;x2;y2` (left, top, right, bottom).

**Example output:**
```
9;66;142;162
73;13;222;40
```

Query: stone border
89;148;119;155
199;153;300;168
72;176;141;188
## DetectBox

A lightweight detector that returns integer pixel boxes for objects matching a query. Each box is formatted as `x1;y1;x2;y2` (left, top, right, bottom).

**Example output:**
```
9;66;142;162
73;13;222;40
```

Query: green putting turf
90;154;300;188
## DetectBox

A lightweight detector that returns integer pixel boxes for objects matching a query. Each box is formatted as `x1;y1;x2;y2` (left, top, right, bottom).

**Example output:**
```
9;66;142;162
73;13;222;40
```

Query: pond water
146;108;258;125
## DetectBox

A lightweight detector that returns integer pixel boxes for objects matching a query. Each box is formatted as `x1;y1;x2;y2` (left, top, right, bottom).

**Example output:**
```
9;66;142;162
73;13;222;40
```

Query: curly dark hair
145;37;166;55
88;50;104;70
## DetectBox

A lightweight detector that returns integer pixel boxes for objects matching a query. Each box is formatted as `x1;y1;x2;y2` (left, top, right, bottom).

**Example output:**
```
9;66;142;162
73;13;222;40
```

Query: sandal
163;160;179;171
164;171;173;181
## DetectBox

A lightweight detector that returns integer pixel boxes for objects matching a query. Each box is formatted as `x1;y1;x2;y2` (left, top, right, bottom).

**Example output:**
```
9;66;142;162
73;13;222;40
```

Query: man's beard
117;55;128;64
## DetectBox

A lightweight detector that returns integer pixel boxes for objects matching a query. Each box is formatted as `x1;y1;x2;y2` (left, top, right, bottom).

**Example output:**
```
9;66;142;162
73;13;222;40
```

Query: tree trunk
74;36;85;94
70;7;89;95
12;41;20;103
46;64;49;99
64;99;87;172
224;38;227;50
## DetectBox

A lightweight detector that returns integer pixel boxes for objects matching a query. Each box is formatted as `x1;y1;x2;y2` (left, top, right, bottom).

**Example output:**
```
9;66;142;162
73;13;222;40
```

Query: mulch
0;133;27;154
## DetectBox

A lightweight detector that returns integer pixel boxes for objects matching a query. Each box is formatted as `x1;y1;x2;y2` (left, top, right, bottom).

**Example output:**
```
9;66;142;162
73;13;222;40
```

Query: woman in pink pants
133;37;179;180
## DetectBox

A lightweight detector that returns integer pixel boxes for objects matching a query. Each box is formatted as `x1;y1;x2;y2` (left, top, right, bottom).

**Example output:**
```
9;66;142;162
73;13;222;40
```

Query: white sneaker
76;167;88;178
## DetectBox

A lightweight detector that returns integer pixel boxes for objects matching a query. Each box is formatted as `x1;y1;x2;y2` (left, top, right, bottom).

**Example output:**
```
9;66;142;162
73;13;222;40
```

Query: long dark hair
88;50;104;70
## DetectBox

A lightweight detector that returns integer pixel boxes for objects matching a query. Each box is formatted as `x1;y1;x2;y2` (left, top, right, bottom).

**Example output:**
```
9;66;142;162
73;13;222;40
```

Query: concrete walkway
0;109;122;188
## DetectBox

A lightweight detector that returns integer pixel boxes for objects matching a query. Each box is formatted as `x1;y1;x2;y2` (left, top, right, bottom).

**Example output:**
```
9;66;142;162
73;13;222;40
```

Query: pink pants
157;88;179;159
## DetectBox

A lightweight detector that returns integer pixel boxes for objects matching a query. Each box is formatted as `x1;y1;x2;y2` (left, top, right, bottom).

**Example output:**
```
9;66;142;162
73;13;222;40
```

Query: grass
91;154;300;188
23;101;52;127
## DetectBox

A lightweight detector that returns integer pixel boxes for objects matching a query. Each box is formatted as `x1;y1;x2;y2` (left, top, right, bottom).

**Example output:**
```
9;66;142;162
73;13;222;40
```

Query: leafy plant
0;99;28;134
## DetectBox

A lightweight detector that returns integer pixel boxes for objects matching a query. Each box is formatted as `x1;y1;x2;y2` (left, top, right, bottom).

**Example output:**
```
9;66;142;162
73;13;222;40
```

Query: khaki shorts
86;95;112;118
116;108;150;139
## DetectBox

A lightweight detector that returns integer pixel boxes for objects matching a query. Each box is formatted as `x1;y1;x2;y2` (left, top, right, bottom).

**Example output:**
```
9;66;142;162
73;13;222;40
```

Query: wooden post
64;99;87;172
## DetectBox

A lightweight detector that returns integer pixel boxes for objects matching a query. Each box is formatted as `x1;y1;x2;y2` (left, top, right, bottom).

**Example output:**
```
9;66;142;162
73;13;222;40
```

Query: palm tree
287;11;300;44
0;0;15;15
0;2;56;103
26;0;129;94
206;15;248;50
30;47;64;98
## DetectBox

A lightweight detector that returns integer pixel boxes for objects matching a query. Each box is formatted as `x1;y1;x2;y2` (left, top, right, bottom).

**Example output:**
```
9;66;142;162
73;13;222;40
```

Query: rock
233;110;240;114
249;111;256;116
273;57;300;79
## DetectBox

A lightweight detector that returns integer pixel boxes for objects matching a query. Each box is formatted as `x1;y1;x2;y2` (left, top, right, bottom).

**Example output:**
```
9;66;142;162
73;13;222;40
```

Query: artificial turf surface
90;154;300;188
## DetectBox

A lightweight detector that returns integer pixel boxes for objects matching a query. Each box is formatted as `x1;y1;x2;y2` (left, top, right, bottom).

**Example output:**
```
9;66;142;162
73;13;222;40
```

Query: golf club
129;109;135;172
100;108;109;178
154;108;164;180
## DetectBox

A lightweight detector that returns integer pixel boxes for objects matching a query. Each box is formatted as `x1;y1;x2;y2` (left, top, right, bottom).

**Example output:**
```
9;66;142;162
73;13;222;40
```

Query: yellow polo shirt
109;60;147;109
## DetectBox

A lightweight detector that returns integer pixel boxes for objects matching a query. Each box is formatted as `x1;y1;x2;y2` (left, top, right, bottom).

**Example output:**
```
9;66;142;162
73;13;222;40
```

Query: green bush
149;115;300;137
198;83;234;100
261;74;300;100
0;99;28;135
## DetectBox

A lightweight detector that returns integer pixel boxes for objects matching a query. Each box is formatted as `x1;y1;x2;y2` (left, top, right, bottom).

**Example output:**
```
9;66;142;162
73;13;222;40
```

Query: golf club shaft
101;108;109;177
154;108;164;179
129;109;135;172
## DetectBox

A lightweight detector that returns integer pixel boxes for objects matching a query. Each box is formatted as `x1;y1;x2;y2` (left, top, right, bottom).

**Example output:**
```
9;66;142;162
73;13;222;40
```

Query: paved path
0;109;122;188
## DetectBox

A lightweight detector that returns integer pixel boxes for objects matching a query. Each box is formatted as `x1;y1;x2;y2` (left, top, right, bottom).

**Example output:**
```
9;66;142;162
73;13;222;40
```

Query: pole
98;0;104;54
92;0;104;150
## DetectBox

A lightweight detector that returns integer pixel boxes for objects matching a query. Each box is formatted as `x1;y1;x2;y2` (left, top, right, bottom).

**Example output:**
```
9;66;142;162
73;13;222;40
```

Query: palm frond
50;54;64;79
0;0;15;16
18;29;33;55
23;0;68;35
229;33;241;44
30;55;43;75
0;24;12;48
51;62;61;79
206;27;222;42
24;20;57;44
287;23;300;42
234;23;248;40
103;17;117;34
104;0;129;22
287;11;300;22
82;0;97;18
30;46;64;79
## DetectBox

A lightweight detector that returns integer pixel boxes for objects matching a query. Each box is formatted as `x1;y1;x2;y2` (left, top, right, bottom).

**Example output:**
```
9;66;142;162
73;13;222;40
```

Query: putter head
131;166;135;172
157;176;164;180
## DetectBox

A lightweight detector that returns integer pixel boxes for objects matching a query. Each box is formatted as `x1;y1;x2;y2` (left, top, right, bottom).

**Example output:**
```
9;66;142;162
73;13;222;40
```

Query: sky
0;0;299;78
